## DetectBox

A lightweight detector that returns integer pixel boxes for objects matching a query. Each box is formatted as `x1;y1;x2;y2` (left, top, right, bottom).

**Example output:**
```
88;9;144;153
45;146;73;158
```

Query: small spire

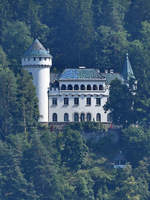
122;53;135;82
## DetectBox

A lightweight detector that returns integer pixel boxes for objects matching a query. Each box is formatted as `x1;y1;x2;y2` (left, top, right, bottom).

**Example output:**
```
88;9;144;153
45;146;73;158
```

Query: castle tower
21;39;52;122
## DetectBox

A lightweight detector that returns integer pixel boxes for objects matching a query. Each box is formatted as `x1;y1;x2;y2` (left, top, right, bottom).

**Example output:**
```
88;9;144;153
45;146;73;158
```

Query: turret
22;39;52;122
122;53;135;82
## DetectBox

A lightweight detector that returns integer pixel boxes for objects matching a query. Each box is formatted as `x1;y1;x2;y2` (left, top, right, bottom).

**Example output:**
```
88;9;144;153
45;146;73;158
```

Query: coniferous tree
16;70;39;134
0;69;17;138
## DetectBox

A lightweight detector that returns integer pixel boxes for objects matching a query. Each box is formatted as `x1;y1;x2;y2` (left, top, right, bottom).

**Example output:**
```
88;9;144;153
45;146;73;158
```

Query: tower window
86;98;91;106
52;113;57;122
96;98;101;106
34;57;36;61
52;98;57;106
39;57;42;61
74;98;79;105
64;97;69;105
64;113;69;122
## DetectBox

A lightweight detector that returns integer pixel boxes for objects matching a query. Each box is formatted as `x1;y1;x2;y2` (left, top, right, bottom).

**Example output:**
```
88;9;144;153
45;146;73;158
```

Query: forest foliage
1;0;150;199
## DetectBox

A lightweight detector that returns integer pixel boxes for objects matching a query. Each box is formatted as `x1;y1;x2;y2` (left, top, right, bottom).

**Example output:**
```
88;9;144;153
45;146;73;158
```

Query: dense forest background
1;0;150;199
0;0;150;75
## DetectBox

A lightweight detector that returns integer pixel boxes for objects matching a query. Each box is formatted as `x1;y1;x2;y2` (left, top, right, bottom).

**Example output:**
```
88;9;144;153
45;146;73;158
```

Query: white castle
22;39;135;123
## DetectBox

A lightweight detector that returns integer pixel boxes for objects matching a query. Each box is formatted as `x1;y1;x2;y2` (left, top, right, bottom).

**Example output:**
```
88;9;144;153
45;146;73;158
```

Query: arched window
87;113;91;121
93;85;98;90
96;113;101;122
52;113;57;122
74;113;79;122
99;85;103;90
107;113;112;122
87;85;91;90
74;84;79;90
64;113;69;122
61;84;66;90
68;84;73;90
80;84;85;90
80;113;85;122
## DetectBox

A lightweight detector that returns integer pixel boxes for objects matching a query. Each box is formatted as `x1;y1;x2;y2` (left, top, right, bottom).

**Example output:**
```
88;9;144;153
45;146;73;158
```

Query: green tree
0;69;17;138
57;128;88;171
121;126;150;166
1;21;32;66
0;46;8;66
16;70;39;134
0;140;38;200
22;132;65;200
104;79;135;127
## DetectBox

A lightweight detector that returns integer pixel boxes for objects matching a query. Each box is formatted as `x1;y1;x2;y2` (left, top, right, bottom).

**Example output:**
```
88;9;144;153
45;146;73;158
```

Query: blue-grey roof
122;53;135;81
23;39;52;58
59;68;105;80
102;73;123;84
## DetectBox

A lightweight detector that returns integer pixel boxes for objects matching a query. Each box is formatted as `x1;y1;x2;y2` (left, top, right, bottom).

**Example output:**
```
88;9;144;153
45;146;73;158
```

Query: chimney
110;69;114;73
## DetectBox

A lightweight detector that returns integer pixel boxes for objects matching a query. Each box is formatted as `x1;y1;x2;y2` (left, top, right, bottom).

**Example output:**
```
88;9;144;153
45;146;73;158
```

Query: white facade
24;66;50;122
48;77;110;123
22;57;52;66
22;39;52;122
22;39;131;124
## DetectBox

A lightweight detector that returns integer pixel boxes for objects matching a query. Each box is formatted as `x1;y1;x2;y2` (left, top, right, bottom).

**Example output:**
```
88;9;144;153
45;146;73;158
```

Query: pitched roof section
102;73;123;84
59;68;105;81
122;53;135;81
23;39;52;58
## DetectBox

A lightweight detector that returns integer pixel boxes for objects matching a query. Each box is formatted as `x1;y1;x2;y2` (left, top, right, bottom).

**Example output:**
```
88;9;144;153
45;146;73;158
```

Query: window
44;58;47;61
87;113;91;121
34;57;36;61
64;97;69;105
93;85;98;90
86;97;91;106
107;113;112;122
52;98;57;106
80;113;85;122
99;85;103;90
64;113;69;122
80;84;85;90
61;84;66;90
96;113;101;122
52;113;57;122
96;98;101;106
74;84;79;90
87;85;91;90
74;113;79;122
39;57;42;61
74;98;79;105
68;84;73;90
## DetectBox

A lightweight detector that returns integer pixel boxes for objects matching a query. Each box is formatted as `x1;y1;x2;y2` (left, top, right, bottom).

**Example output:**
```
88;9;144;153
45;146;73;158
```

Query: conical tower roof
122;53;135;81
23;39;52;58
